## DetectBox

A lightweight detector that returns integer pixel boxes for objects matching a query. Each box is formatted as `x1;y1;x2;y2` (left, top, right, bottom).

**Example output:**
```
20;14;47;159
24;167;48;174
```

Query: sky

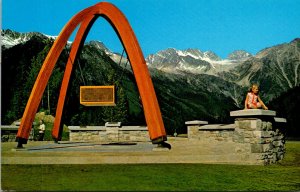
2;0;300;58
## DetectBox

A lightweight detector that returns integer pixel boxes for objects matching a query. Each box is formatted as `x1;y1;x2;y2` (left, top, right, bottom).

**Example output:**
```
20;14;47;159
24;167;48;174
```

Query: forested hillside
269;86;300;138
1;30;299;137
1;35;237;135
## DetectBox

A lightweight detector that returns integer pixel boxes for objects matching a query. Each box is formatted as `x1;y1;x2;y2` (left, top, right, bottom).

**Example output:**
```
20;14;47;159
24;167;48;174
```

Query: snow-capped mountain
1;29;247;74
2;29;300;137
1;29;127;65
2;29;299;103
1;29;46;48
146;48;213;73
146;48;252;75
146;38;300;102
1;29;72;48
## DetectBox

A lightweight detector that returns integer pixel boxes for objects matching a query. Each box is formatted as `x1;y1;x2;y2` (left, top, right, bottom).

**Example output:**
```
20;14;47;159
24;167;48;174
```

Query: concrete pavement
1;138;258;165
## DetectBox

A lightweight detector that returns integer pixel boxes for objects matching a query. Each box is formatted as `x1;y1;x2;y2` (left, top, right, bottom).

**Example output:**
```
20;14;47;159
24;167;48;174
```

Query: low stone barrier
1;122;35;142
186;109;286;165
1;125;19;142
68;124;150;142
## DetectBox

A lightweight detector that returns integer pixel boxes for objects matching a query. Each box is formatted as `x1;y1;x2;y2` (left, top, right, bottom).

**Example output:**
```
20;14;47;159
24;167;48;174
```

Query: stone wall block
266;122;272;130
236;120;251;130
252;131;261;138
251;153;267;160
276;152;284;160
273;140;283;147
235;144;250;153
273;147;282;153
188;126;200;140
273;135;284;141
256;119;262;130
234;121;239;129
106;127;119;134
91;135;99;141
91;131;98;135
244;131;254;138
215;137;224;141
251;119;262;130
233;132;244;143
259;137;274;144
256;159;267;165
253;130;274;138
267;154;273;159
265;158;272;165
251;143;272;153
124;135;130;141
267;131;275;137
261;122;267;130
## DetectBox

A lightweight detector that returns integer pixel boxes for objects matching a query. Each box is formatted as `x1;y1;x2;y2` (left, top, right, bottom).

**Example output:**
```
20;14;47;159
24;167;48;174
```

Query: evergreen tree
24;39;63;114
102;69;129;123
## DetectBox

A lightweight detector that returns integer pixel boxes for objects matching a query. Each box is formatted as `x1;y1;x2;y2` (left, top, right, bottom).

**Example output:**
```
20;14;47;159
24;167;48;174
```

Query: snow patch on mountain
1;32;31;47
1;29;74;48
145;47;252;75
177;49;202;60
44;34;73;45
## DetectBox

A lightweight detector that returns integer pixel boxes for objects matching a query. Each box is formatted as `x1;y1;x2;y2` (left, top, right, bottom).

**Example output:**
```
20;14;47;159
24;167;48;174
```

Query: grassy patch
2;141;300;191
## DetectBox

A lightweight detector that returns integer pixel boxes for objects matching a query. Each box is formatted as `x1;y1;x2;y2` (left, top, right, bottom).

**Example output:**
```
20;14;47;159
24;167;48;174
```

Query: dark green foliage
62;44;133;126
152;71;237;134
1;35;50;123
2;35;236;135
269;86;300;138
1;37;134;130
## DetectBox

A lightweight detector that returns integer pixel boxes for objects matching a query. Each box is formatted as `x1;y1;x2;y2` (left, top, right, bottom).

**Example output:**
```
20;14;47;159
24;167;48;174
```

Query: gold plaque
80;86;116;106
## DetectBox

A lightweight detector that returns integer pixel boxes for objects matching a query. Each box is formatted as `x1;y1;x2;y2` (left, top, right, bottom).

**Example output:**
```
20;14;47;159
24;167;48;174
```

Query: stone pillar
185;120;208;140
272;118;287;161
105;122;121;142
230;109;286;165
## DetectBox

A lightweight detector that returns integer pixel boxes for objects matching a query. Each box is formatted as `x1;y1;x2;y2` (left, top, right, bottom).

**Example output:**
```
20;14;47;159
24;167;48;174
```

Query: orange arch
17;2;167;145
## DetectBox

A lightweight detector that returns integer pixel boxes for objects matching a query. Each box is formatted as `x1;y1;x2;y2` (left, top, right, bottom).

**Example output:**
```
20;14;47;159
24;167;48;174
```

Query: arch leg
52;16;96;141
16;6;93;145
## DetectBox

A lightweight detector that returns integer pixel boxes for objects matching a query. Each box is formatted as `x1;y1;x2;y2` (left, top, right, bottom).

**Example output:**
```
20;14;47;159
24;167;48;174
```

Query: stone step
199;124;235;130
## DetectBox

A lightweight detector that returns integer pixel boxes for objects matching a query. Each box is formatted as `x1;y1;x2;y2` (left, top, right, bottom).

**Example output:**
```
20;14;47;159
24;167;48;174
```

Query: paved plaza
1;137;253;165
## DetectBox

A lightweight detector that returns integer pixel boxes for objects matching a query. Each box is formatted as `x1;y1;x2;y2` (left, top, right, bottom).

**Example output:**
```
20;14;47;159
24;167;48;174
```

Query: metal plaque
80;85;116;106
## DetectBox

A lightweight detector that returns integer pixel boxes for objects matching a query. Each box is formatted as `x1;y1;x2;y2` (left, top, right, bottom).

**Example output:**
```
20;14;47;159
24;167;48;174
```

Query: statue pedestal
230;109;276;117
185;109;286;165
230;109;285;164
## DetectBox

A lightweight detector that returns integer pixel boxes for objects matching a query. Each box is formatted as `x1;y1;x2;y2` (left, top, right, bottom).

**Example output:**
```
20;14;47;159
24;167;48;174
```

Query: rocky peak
86;40;111;54
203;51;221;61
1;29;49;48
291;38;300;44
227;50;252;60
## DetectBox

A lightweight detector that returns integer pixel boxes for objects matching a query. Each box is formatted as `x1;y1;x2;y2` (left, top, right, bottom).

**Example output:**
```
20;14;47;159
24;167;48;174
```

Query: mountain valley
1;29;299;136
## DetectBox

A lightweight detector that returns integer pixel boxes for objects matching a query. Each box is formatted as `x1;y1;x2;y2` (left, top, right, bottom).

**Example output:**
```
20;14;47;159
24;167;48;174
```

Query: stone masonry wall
187;115;286;165
69;126;150;142
234;118;285;165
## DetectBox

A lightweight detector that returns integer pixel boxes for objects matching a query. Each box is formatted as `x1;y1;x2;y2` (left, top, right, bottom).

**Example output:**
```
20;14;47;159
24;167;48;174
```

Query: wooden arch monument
16;2;168;147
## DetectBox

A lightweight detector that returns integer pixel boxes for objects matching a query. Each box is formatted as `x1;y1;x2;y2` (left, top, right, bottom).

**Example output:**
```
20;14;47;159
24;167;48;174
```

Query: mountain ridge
2;29;299;101
1;29;300;136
